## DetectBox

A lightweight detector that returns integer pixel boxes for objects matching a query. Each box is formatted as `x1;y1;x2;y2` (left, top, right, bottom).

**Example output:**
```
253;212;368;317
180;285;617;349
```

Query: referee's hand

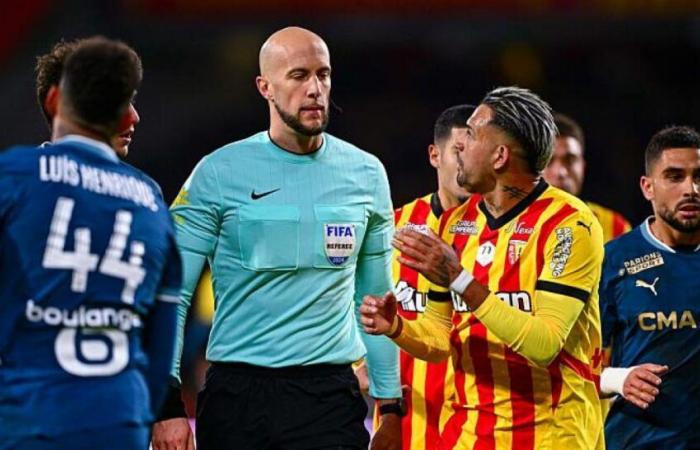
152;417;195;450
360;291;397;335
622;363;668;410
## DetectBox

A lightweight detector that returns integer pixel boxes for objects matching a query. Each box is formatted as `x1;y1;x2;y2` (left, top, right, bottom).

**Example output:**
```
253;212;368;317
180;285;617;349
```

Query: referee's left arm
354;160;401;399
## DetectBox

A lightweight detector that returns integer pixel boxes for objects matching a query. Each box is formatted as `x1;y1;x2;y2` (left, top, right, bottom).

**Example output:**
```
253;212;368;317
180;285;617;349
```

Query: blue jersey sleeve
354;158;400;399
142;233;181;416
599;250;621;349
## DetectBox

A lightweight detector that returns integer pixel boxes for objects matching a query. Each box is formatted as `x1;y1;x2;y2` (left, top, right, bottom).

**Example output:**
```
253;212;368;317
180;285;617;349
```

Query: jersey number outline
41;196;146;376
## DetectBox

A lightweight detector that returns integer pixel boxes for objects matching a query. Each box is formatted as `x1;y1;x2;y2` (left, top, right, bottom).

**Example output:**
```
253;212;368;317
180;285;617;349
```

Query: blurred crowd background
2;0;700;414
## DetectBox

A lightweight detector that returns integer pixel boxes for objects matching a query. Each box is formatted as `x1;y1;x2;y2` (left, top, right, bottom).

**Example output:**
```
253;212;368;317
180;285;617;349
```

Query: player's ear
45;85;59;119
493;144;509;171
256;75;272;101
640;175;654;200
428;144;440;169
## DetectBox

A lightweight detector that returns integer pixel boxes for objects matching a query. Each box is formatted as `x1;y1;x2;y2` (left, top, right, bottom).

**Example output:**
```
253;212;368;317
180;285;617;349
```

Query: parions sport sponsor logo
624;251;664;275
550;227;573;277
401;222;430;235
25;299;142;331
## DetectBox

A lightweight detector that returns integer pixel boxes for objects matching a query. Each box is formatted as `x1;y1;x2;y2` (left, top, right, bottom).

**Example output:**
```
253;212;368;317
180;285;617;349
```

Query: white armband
600;366;635;395
449;269;474;295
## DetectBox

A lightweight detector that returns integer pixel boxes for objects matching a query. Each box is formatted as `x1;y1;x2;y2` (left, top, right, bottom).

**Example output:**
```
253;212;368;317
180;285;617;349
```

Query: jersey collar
641;216;700;253
478;179;549;230
430;192;444;218
53;134;118;163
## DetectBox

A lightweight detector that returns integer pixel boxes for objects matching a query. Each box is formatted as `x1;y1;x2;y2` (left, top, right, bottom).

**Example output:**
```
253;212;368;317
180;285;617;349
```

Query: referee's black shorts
195;362;369;450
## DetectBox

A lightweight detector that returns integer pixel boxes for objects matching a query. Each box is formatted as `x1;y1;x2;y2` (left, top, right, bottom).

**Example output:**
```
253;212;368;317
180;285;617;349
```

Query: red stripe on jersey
470;225;499;450
535;204;577;277
498;198;551;450
397;199;432;321
612;212;627;238
394;207;404;225
556;350;600;389
424;359;449;448
548;363;563;412
400;350;415;449
443;314;468;450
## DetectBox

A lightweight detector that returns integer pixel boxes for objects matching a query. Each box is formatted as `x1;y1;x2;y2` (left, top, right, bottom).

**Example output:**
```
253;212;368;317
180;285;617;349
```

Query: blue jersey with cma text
0;136;181;442
600;218;700;450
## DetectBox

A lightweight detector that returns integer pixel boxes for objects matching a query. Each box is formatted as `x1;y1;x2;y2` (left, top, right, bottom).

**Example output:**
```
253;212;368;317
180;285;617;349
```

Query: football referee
151;27;401;450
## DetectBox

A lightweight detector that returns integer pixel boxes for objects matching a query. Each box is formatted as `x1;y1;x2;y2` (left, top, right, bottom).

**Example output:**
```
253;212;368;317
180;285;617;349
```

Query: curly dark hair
61;36;142;137
35;39;80;129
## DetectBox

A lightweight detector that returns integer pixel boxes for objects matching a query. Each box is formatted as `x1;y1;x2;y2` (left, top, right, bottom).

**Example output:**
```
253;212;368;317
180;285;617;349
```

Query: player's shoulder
604;224;647;257
395;194;433;214
543;184;595;219
0;144;43;171
117;160;165;200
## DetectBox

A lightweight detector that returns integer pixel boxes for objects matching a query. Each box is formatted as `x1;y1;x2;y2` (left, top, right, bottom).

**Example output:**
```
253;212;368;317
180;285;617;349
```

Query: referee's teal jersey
171;131;400;398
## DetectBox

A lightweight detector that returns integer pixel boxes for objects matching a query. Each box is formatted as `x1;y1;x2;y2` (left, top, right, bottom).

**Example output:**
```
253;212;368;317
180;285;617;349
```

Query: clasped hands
360;228;463;335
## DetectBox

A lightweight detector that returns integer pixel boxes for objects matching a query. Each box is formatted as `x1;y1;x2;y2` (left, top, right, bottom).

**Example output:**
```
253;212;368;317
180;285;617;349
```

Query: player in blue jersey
35;39;140;156
0;37;181;450
600;125;700;449
151;26;401;450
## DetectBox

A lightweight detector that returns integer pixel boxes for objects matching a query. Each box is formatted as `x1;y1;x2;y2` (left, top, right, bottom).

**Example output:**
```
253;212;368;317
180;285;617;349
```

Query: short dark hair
35;39;79;128
645;125;700;174
481;86;557;174
554;112;585;149
61;36;142;136
433;104;475;144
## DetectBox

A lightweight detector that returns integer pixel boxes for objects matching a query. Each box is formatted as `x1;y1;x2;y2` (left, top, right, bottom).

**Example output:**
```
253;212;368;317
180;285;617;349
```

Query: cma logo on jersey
394;280;468;312
324;224;356;266
638;310;698;331
624;251;665;275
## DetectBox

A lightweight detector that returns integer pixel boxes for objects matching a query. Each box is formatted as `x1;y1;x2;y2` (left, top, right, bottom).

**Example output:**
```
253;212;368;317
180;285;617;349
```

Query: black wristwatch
378;399;406;417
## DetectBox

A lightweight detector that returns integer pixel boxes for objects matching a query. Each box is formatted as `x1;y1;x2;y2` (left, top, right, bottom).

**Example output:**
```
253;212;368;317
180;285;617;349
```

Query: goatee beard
275;102;328;137
659;208;700;233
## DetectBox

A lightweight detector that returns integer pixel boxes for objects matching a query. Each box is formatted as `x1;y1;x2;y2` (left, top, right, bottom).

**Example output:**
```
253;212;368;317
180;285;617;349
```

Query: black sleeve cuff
157;377;187;421
428;289;452;302
535;280;589;302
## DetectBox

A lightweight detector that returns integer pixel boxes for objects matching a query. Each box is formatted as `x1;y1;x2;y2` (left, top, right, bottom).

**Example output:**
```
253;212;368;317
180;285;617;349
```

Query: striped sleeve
473;209;604;367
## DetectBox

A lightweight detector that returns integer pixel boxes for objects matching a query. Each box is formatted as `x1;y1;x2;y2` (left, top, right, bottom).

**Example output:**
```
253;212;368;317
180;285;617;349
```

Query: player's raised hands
393;228;462;287
360;291;398;335
622;363;669;410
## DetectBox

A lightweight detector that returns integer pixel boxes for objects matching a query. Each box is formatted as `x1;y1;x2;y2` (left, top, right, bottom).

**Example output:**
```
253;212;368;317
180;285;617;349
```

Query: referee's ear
256;75;272;102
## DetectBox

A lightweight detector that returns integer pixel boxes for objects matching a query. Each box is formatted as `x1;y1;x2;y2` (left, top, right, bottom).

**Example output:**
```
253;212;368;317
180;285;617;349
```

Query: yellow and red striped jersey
393;181;605;450
587;201;631;243
393;193;455;450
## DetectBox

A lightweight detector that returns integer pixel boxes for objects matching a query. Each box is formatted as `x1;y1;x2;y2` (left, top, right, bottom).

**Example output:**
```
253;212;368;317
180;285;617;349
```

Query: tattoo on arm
502;185;528;200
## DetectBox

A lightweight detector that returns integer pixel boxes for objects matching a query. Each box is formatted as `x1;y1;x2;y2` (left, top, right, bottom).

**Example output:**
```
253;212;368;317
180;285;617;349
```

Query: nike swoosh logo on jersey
251;188;280;200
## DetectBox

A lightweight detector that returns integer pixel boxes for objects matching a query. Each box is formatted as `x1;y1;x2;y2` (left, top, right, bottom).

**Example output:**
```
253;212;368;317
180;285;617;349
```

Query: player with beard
599;126;700;449
35;39;139;156
152;27;401;450
390;104;473;450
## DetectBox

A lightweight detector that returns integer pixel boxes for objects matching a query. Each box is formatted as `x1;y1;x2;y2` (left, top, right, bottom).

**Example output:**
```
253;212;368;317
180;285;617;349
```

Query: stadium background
1;0;700;417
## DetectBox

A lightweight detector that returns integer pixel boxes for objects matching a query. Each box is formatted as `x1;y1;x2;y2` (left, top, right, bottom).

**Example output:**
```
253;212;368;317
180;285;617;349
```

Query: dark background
2;0;700;225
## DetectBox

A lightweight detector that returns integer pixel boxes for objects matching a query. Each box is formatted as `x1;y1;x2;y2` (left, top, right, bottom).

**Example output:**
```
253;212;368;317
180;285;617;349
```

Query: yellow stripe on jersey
392;182;605;450
587;201;631;243
392;193;457;450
